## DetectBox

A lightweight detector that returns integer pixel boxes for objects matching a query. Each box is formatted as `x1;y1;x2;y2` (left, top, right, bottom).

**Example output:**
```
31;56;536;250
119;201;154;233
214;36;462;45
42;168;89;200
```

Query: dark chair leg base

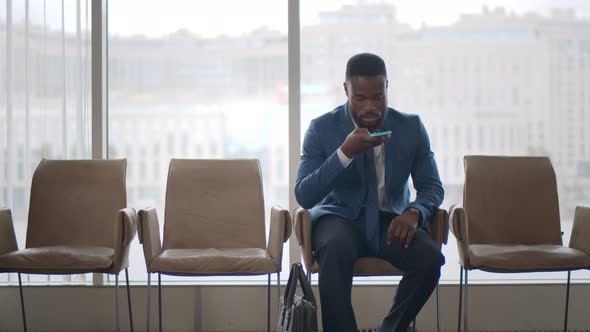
18;273;28;332
125;268;134;332
158;273;163;332
564;270;571;332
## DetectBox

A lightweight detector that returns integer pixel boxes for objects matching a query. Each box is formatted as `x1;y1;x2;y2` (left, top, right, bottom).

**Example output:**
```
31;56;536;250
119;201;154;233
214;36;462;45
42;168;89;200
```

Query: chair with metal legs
293;207;449;332
137;159;291;332
0;159;136;332
450;155;590;332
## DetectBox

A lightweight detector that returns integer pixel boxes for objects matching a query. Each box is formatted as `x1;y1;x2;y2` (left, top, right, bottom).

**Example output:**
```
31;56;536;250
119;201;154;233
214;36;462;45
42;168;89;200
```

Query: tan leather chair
137;159;291;332
450;155;590;332
293;207;449;331
0;159;137;332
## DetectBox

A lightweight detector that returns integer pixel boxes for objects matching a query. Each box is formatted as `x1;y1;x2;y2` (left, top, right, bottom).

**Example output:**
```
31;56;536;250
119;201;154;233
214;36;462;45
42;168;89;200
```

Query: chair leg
18;273;28;332
115;273;120;332
436;283;440;332
125;268;134;332
564;270;571;332
277;271;281;312
267;274;271;332
147;273;151;332
458;265;463;332
464;269;469;332
158;273;162;332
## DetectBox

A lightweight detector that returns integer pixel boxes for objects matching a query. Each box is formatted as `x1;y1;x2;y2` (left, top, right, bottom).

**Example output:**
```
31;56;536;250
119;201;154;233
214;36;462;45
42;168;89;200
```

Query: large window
107;0;289;281
0;0;92;284
2;0;589;286
301;1;590;282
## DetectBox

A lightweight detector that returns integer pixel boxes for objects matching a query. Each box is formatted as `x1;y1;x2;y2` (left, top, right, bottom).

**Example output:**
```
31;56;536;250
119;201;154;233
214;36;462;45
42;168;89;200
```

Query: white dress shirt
337;145;392;212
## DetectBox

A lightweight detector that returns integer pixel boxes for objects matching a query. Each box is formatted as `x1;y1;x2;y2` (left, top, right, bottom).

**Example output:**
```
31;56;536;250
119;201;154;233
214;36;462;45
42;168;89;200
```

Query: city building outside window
2;0;589;285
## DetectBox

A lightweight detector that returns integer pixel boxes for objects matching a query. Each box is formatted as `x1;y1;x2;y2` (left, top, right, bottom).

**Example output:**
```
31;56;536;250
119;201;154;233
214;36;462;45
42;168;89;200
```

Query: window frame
0;0;580;286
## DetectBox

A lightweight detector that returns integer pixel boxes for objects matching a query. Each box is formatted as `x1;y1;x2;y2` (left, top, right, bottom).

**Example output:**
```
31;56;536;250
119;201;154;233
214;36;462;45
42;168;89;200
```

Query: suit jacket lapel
384;109;399;186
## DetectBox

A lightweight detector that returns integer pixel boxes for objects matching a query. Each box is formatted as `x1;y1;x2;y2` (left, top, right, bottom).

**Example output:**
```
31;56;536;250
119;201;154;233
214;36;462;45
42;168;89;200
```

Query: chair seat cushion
468;244;590;272
0;246;114;273
150;248;278;275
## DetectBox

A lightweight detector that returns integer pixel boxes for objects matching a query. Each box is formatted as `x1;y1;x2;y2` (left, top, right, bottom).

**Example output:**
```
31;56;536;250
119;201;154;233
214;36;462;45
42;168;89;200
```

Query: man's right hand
340;128;389;159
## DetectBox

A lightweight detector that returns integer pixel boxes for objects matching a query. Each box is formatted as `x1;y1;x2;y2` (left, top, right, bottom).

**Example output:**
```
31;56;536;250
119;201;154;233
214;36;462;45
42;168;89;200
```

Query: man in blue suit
295;53;444;332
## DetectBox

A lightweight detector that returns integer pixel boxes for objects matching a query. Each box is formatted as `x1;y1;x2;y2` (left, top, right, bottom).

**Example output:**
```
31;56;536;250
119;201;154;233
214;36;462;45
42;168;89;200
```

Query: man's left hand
387;211;419;248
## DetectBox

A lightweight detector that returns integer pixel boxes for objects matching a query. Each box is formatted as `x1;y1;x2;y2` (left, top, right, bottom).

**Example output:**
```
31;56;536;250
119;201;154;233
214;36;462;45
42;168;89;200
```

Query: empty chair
450;155;590;332
0;159;136;332
293;207;448;331
138;159;291;332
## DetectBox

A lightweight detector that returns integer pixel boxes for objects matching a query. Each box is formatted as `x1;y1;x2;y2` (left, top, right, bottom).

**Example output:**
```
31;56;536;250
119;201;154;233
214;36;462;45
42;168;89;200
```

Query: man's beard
350;108;384;132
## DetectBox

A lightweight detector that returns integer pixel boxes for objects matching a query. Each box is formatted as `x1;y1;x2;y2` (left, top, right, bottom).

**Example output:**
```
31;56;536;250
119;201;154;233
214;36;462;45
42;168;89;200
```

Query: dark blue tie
365;148;379;256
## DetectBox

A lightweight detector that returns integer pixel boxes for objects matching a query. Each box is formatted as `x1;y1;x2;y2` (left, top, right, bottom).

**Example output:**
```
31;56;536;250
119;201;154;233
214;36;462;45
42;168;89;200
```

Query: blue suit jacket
295;104;444;229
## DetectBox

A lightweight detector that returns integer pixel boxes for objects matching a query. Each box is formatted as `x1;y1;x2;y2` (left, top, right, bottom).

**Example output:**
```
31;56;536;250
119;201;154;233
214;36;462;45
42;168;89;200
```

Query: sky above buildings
3;0;590;38
108;0;590;37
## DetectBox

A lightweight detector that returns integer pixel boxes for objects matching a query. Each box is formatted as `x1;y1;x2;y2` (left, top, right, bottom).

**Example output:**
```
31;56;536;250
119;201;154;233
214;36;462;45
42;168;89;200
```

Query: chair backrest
163;159;266;250
26;159;127;248
463;155;562;245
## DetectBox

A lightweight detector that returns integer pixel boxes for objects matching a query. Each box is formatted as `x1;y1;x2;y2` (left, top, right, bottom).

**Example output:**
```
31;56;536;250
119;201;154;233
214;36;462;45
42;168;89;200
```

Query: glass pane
108;0;289;281
301;1;590;282
0;0;92;284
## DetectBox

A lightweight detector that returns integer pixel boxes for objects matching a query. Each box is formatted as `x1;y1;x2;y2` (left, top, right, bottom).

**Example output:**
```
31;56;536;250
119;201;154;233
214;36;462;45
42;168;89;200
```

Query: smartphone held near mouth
369;130;391;138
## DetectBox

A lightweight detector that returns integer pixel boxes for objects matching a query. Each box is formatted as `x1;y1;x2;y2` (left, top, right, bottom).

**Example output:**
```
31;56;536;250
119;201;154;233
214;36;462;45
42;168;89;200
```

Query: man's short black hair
345;53;387;81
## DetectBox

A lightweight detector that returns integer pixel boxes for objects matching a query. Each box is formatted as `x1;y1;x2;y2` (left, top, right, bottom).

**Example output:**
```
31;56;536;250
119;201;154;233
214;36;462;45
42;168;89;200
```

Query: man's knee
315;236;359;264
415;248;444;278
313;216;361;265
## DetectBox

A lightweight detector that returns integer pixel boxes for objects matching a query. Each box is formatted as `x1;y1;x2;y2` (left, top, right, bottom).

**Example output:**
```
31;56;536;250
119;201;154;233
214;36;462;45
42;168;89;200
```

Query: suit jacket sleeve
406;116;444;228
295;119;346;209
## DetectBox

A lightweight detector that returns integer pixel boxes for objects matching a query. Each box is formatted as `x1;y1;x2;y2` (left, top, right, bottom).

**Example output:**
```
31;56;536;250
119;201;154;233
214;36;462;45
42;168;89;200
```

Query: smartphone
370;130;392;138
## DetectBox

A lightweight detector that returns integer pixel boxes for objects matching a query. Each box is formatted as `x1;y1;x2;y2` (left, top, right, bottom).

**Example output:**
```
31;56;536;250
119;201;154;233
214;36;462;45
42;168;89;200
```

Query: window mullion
91;0;108;286
288;0;301;267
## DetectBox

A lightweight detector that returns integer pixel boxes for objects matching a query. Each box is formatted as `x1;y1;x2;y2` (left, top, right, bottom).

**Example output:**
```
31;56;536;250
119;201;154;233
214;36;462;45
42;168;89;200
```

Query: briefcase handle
284;262;317;308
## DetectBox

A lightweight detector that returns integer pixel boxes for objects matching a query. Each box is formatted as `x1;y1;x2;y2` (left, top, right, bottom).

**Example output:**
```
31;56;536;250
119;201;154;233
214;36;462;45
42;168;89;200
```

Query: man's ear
343;81;349;97
386;79;389;89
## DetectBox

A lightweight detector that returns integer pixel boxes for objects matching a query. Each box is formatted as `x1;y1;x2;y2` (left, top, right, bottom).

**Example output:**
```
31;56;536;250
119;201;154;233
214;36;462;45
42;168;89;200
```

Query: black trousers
311;211;444;332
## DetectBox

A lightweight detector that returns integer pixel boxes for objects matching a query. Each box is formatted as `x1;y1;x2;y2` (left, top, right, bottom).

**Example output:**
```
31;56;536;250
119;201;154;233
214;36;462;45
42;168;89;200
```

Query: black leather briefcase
277;262;319;332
